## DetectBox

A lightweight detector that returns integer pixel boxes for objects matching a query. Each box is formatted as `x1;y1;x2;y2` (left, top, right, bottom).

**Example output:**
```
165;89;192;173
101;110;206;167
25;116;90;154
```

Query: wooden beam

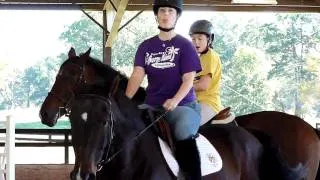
2;0;319;11
189;5;320;12
105;0;129;47
1;0;104;3
0;4;104;10
103;0;119;11
103;10;112;65
126;4;320;12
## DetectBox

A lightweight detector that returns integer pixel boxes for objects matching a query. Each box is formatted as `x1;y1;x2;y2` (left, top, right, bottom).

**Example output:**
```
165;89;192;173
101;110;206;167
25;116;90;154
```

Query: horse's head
39;47;94;127
70;95;114;179
40;46;145;127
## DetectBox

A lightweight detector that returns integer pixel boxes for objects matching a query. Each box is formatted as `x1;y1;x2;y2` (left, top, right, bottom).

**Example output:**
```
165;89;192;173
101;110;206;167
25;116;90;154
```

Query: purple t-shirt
135;35;201;106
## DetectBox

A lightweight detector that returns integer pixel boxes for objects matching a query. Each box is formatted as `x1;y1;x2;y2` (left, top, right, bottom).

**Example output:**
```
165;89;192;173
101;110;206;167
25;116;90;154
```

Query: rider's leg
165;101;201;180
200;102;217;125
175;137;201;180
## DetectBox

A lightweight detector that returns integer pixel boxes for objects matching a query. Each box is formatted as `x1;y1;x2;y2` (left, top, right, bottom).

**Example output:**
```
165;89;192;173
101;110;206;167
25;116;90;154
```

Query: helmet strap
158;26;175;32
155;14;179;33
200;47;209;55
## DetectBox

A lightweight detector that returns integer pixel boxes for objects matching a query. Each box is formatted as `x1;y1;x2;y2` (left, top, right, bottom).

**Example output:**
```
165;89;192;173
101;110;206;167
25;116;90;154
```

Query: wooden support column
105;0;129;48
102;0;129;65
103;10;111;65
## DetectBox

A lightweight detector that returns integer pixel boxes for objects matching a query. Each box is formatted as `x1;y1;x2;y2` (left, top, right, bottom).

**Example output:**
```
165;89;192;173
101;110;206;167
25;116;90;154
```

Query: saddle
210;107;236;125
140;106;236;152
140;106;223;177
140;108;176;152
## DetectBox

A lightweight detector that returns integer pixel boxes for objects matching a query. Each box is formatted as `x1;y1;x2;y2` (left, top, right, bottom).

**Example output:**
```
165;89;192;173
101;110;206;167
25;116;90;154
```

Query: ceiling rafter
0;0;319;12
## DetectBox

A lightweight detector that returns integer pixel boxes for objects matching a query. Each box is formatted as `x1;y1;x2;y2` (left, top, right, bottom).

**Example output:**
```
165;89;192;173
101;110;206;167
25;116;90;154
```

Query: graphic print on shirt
145;46;180;69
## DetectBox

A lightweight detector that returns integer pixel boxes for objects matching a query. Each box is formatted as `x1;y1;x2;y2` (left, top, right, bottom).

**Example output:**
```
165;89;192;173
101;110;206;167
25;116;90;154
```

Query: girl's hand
163;98;179;111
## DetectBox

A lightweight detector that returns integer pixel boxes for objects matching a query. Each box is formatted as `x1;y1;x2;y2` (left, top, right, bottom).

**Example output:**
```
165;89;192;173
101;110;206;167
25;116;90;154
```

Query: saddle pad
158;134;223;177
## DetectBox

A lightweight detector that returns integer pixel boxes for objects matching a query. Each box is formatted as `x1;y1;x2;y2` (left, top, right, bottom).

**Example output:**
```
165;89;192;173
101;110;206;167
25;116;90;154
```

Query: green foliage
0;57;60;109
112;12;158;67
1;11;319;125
59;12;103;60
221;46;272;114
234;13;320;117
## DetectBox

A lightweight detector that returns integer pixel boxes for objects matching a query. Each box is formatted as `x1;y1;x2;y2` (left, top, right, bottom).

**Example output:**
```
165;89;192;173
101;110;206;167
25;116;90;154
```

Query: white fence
0;115;15;180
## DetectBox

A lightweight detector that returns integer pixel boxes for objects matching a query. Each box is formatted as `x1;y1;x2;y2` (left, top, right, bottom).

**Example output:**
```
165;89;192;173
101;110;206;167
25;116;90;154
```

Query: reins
51;61;169;172
48;61;86;117
97;109;169;171
96;74;171;170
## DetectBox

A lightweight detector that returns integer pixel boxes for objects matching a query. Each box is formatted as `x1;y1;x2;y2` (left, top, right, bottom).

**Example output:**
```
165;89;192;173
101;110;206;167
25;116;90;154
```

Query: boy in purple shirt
125;0;202;179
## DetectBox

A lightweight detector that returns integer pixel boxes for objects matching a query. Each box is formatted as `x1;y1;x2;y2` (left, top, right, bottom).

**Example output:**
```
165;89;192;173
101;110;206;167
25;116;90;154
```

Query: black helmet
153;0;183;15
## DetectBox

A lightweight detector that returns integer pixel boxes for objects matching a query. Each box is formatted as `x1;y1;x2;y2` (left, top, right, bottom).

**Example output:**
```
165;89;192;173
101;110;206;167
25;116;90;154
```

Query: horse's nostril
42;111;48;119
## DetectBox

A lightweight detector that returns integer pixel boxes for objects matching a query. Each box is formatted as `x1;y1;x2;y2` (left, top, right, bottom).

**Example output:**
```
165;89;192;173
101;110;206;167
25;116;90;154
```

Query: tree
237;13;320;118
112;12;157;67
303;53;320;117
221;46;272;114
207;14;273;115
59;13;103;60
263;14;319;117
20;57;59;107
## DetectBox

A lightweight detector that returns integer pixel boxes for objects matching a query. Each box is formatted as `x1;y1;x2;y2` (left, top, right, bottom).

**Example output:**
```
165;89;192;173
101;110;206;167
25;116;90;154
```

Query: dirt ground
15;164;74;180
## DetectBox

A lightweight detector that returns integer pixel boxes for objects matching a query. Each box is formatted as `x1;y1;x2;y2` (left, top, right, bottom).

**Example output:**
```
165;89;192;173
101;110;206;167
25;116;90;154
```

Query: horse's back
236;111;320;180
200;124;262;180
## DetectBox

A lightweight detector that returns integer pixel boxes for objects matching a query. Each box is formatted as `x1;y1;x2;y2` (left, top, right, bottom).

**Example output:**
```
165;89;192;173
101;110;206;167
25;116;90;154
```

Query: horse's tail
247;129;307;180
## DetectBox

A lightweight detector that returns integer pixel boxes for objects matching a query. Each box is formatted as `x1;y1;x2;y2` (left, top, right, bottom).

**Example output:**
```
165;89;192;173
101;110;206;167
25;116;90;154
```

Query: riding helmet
189;20;215;42
153;0;183;15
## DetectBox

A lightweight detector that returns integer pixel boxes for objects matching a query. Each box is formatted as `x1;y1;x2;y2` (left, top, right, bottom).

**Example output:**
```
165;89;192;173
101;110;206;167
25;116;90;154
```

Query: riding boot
175;137;201;180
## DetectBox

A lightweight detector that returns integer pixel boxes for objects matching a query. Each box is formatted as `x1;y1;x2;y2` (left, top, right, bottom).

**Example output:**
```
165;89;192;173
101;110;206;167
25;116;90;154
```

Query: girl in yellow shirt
190;20;223;125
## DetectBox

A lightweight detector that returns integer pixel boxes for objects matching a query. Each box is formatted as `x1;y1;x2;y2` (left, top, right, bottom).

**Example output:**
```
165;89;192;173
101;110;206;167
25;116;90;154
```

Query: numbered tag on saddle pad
158;134;223;177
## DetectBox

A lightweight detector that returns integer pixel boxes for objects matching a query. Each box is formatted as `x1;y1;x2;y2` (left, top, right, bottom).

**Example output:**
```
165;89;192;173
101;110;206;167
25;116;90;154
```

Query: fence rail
0;129;72;164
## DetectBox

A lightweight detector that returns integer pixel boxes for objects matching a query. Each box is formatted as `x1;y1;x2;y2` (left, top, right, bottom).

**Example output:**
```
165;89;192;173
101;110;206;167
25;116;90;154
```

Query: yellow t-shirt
196;48;222;113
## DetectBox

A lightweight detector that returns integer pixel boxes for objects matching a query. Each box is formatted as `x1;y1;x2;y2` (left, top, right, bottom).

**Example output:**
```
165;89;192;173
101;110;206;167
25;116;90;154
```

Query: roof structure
1;0;320;12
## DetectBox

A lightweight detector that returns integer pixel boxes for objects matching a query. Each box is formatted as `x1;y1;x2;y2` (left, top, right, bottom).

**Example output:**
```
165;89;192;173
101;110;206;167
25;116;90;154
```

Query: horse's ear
68;47;76;58
83;48;91;57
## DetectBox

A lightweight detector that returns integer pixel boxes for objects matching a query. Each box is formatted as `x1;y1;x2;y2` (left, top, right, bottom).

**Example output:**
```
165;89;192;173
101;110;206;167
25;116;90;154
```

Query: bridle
72;74;171;172
48;61;86;117
48;61;169;174
96;96;169;172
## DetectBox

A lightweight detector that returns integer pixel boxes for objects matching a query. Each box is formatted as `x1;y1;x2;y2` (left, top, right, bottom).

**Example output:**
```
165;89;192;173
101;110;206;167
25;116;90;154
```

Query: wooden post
6;115;15;180
103;10;111;65
105;0;129;48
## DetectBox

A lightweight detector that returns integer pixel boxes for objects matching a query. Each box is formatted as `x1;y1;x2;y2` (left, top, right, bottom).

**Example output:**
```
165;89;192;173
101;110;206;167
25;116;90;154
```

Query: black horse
39;47;309;179
68;84;264;180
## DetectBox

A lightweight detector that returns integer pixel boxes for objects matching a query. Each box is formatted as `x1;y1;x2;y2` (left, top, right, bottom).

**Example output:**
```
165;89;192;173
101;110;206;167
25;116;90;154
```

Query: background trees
1;11;319;126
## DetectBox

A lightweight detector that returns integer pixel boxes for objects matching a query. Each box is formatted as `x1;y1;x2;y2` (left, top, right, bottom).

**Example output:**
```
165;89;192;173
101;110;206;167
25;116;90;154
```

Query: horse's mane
86;56;146;103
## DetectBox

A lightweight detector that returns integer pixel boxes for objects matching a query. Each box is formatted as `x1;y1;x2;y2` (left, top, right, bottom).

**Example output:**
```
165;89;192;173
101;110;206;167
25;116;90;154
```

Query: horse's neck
108;94;171;179
108;130;166;179
78;84;108;97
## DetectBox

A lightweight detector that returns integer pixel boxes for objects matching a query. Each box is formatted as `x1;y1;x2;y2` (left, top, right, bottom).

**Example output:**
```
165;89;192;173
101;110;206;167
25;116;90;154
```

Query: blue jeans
139;101;201;140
